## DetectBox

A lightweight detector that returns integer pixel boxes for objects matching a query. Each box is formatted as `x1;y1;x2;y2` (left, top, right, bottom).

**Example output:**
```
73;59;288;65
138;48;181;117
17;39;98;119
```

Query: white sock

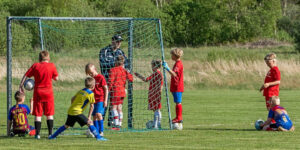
113;110;119;126
154;110;161;128
119;112;123;127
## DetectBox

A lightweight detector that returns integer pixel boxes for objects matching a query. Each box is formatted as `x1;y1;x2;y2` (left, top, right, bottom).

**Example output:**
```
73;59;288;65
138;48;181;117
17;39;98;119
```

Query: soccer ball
86;129;94;138
24;79;35;91
173;123;183;130
146;120;154;129
255;119;264;130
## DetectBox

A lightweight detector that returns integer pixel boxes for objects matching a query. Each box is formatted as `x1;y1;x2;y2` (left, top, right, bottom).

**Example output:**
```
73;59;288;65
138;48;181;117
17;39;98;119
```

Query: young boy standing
19;50;58;139
8;91;35;137
163;48;184;124
48;77;107;141
85;63;108;136
135;60;163;129
108;55;133;129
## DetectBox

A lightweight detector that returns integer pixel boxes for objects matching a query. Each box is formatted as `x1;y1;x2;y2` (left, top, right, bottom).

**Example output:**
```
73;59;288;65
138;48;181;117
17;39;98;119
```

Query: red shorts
33;87;54;102
265;96;271;109
33;100;54;116
110;97;124;105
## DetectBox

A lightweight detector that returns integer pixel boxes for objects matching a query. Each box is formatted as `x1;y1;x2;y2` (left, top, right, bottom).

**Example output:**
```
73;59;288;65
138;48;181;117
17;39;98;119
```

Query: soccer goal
5;17;172;136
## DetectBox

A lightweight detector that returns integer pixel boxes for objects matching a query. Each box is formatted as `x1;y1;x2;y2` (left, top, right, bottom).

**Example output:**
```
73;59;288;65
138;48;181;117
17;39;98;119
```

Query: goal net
4;17;171;136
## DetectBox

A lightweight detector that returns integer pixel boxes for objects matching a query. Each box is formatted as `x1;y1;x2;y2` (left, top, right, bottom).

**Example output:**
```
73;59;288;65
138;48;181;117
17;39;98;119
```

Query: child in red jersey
163;48;184;124
135;60;164;129
8;91;35;137
108;55;133;129
19;51;58;139
85;63;108;136
259;53;281;111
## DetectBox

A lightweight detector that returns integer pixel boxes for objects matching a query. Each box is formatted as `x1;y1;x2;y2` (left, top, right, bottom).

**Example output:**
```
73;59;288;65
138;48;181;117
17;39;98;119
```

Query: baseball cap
112;34;123;42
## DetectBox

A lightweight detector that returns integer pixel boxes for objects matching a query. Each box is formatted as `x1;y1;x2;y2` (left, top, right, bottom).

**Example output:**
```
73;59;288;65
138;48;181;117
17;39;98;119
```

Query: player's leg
82;114;107;141
32;100;43;139
98;102;105;136
112;104;119;128
45;100;55;136
92;103;100;132
172;92;183;123
154;109;162;129
117;103;123;127
49;115;75;139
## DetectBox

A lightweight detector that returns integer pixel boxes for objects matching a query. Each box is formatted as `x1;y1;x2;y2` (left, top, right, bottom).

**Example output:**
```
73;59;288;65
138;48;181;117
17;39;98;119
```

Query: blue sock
89;125;101;139
94;121;99;132
51;125;66;138
99;120;104;133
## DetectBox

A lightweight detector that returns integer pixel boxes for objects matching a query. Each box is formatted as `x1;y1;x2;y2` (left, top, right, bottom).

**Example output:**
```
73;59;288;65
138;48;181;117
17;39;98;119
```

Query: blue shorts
92;102;104;116
172;92;183;103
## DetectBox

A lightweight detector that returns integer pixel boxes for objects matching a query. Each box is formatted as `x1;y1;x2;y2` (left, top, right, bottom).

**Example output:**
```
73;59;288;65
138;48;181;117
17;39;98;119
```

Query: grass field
0;89;299;150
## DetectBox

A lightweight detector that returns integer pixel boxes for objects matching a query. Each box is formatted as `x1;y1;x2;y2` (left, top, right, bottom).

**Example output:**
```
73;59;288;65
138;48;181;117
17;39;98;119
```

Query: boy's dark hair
85;77;95;89
14;91;25;102
115;55;125;66
151;60;162;68
39;50;50;62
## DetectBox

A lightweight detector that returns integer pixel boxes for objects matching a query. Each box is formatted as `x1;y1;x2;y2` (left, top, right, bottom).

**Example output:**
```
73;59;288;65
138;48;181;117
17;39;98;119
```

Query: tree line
0;0;300;54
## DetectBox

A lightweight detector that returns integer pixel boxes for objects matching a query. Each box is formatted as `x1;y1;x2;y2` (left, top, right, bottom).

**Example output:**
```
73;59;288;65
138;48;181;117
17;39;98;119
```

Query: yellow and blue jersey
67;88;95;115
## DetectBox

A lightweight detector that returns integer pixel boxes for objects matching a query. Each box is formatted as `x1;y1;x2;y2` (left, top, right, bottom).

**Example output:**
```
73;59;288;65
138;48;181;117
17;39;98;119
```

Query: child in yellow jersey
49;77;107;141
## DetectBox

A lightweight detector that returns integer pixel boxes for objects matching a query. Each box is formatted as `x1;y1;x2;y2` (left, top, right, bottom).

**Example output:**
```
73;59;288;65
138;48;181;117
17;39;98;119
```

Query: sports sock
175;105;179;120
51;125;66;138
113;110;119;126
177;104;182;121
89;125;101;139
94;120;99;132
99;120;104;133
158;110;162;128
35;121;41;136
154;111;159;128
47;120;54;135
119;112;123;127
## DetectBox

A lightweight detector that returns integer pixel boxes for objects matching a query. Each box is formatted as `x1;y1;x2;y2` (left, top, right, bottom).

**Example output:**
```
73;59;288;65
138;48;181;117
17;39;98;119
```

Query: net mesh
3;18;171;136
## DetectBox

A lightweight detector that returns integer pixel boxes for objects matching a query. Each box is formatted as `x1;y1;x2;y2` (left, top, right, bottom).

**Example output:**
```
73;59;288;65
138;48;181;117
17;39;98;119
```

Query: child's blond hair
264;53;276;61
39;50;50;62
271;96;280;105
85;63;94;75
170;48;183;58
14;91;25;102
151;60;162;69
115;55;125;66
85;77;95;89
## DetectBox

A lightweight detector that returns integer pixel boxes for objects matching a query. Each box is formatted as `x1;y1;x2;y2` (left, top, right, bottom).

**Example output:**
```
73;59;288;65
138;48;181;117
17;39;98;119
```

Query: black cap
112;34;123;41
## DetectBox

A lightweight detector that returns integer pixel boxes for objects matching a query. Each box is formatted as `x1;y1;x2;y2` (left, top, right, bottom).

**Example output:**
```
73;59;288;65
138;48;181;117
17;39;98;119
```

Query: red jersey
25;62;58;88
108;66;133;97
93;74;107;102
146;70;163;110
8;104;30;132
170;60;184;92
263;66;281;97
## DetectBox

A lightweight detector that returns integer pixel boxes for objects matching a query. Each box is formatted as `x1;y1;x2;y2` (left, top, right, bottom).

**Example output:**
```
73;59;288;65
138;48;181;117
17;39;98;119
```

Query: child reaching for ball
134;60;163;129
163;48;184;124
108;55;133;129
260;96;294;131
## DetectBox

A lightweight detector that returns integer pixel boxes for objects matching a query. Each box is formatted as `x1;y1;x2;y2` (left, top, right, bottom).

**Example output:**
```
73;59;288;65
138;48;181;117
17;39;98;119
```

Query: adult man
99;34;128;127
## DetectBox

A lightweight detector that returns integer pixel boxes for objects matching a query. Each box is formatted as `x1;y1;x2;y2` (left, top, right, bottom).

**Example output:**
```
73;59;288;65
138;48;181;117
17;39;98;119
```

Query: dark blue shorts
172;92;183;103
92;102;104;116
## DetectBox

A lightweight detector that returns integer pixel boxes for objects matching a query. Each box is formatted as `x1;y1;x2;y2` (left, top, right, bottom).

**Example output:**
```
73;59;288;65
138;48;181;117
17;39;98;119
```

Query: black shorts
65;114;88;127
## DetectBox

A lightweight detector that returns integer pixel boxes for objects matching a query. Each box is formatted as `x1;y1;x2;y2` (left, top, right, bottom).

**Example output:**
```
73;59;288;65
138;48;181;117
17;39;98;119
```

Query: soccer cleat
35;135;41;139
48;135;56;140
97;137;108;141
172;118;183;123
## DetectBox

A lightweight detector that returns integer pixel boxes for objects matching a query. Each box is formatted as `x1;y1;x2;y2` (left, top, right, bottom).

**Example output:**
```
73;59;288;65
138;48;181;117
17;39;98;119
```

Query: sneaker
35;135;40;139
97;137;108;141
172;118;183;123
48;135;56;140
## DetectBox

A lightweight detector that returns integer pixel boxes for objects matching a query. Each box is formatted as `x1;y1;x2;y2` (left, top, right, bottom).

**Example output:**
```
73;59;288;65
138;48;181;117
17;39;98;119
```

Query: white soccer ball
86;129;95;138
146;120;154;129
173;123;183;130
24;79;35;91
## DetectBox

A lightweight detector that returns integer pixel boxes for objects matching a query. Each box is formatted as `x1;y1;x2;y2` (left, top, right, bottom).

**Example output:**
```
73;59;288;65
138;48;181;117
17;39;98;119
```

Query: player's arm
134;72;147;82
263;80;281;89
162;62;177;77
19;75;29;93
30;98;33;115
103;85;108;107
261;118;272;127
88;103;94;122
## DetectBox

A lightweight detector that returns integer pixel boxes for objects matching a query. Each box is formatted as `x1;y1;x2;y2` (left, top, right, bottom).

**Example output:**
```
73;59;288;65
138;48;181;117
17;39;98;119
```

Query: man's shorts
92;102;105;116
33;100;54;116
65;114;88;127
172;92;183;103
110;97;124;105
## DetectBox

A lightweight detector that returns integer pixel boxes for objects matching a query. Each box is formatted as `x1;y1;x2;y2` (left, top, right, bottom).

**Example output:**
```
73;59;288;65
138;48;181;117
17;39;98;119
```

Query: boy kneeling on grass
49;77;107;141
260;96;294;131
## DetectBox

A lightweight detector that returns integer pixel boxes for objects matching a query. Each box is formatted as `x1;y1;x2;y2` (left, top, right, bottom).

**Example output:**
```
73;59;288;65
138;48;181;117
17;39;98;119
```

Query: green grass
0;89;299;149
